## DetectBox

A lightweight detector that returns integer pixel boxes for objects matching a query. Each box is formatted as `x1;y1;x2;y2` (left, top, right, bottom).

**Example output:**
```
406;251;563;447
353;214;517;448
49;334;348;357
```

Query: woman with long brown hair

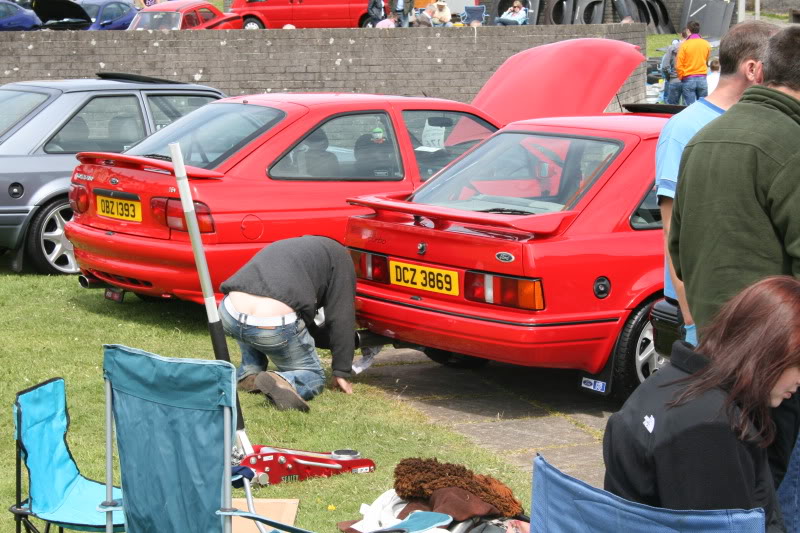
603;276;800;532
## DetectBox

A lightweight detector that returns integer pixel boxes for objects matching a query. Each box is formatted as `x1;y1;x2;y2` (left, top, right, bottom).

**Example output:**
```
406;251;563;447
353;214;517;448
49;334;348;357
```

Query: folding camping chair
531;455;765;532
10;378;125;533
101;344;314;533
459;5;486;25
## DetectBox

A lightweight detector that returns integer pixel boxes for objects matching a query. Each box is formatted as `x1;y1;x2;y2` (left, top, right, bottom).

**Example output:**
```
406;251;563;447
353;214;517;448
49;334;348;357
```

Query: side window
401;111;496;181
44;96;146;154
630;182;662;230
101;3;123;20
147;94;217;131
270;113;403;181
198;8;216;22
0;4;11;17
182;10;200;28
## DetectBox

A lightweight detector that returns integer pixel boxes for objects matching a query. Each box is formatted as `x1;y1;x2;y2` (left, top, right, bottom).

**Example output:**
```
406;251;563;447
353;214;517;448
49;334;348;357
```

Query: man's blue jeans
219;300;325;400
665;80;682;105
681;76;708;106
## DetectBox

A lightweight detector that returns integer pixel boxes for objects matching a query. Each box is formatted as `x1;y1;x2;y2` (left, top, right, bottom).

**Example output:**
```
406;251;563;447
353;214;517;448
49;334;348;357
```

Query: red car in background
231;0;383;29
128;0;242;30
346;111;670;400
64;39;644;312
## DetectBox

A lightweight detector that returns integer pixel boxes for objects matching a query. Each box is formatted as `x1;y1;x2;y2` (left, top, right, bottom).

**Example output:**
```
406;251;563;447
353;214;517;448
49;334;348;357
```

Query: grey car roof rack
95;72;185;85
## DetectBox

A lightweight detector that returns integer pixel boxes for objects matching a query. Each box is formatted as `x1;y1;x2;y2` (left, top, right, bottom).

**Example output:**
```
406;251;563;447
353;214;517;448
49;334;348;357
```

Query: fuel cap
594;277;611;299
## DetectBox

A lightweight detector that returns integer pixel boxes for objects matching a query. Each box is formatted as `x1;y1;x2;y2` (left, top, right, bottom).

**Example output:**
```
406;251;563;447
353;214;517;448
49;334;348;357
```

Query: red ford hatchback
346;110;671;399
64;39;644;313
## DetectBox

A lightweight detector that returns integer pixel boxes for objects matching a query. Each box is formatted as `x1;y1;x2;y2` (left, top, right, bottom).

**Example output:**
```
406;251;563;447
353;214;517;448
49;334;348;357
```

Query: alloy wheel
634;321;664;383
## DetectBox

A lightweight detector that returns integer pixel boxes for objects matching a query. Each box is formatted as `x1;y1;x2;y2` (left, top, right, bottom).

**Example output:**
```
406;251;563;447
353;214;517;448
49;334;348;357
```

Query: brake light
350;249;390;283
464;271;544;310
68;184;89;213
150;197;215;233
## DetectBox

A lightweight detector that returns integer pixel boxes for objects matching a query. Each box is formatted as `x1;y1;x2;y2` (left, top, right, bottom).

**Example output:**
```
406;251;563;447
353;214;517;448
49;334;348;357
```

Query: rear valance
76;152;225;180
347;193;577;237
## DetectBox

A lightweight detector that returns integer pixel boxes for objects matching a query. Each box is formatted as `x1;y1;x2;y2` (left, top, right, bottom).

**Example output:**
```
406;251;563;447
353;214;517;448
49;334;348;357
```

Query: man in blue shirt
656;20;778;345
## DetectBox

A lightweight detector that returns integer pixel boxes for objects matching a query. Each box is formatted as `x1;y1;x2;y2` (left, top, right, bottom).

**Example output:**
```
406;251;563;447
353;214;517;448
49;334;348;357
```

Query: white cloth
350;489;408;532
706;71;720;93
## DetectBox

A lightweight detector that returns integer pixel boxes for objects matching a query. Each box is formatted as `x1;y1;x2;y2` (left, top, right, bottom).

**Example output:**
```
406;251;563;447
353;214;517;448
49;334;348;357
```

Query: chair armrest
217;509;315;533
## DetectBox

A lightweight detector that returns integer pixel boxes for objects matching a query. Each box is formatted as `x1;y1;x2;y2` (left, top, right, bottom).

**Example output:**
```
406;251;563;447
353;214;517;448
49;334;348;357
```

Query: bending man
219;235;355;412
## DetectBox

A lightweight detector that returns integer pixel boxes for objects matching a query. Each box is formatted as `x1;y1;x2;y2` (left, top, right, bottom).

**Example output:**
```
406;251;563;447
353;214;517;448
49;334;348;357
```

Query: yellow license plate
96;195;141;222
389;260;459;296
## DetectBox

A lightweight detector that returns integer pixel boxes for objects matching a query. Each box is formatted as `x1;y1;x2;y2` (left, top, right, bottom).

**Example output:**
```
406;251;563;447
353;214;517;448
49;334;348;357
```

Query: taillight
464;271;544;310
350;249;390;283
68;184;89;213
151;197;215;233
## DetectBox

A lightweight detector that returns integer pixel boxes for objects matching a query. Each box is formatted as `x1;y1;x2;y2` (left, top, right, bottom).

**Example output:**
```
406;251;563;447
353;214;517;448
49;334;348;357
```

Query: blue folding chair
459;5;486;24
531;455;765;532
101;344;314;533
10;378;125;533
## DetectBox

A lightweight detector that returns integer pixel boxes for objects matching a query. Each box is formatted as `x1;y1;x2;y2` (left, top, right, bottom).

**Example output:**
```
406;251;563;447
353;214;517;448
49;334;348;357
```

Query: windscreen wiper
142;153;172;162
476;207;533;215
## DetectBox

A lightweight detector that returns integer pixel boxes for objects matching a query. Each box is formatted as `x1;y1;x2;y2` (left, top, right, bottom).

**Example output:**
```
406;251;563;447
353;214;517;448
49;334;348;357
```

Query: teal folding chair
532;455;765;532
101;344;315;533
10;378;125;533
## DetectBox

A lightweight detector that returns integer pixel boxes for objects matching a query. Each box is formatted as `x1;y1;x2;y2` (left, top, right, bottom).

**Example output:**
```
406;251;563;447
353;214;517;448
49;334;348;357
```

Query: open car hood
471;38;645;126
32;0;92;29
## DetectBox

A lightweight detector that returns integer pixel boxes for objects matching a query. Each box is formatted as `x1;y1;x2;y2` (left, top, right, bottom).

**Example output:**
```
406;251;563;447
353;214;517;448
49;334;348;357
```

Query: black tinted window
630;183;662;230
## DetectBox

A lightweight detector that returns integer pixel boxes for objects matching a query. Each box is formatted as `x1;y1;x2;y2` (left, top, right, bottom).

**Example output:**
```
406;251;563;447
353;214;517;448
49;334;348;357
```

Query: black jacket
220;236;356;378
603;342;784;532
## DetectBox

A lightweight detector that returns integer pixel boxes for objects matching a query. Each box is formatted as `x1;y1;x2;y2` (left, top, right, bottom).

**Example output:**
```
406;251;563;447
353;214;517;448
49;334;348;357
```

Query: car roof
78;0;133;4
2;77;219;93
220;92;466;108
504;114;669;139
141;0;210;10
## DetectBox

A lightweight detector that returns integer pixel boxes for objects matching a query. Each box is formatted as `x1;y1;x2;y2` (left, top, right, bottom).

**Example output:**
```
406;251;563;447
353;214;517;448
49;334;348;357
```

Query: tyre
243;17;264;29
612;300;665;400
423;348;489;369
360;16;374;28
26;197;78;275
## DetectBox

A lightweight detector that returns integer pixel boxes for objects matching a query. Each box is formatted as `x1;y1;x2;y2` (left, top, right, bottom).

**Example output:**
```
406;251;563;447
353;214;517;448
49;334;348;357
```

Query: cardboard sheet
232;498;300;533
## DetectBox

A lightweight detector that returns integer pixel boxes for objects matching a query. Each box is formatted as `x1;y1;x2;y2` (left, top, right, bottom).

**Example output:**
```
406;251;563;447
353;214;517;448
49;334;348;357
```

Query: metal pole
223;407;233;533
754;0;760;20
105;380;114;533
737;0;745;23
169;143;248;439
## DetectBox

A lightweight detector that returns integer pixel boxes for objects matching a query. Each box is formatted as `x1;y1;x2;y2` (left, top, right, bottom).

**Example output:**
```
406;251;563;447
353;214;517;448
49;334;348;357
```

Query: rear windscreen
0;89;49;138
126;103;286;169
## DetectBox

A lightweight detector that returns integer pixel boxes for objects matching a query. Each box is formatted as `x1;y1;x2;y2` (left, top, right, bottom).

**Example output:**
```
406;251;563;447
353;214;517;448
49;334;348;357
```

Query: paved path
358;348;622;488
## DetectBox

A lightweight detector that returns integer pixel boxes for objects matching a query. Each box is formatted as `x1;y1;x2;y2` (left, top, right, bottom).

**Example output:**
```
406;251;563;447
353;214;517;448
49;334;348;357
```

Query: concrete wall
0;24;645;109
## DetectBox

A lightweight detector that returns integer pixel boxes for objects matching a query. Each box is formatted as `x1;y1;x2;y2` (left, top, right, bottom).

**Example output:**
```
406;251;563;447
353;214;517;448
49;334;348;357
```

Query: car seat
353;133;397;178
295;129;340;178
108;114;144;152
48;116;90;153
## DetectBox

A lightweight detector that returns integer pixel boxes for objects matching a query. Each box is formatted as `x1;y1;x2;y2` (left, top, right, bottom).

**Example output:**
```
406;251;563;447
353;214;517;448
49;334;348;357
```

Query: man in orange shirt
676;20;712;105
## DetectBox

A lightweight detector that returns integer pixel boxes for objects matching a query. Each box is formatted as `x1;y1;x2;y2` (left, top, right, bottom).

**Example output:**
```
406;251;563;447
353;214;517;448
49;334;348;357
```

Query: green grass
645;33;679;59
755;11;790;22
0;269;531;531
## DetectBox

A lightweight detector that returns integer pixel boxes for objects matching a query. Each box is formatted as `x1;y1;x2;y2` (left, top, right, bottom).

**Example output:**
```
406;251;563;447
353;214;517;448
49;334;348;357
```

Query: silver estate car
0;73;223;274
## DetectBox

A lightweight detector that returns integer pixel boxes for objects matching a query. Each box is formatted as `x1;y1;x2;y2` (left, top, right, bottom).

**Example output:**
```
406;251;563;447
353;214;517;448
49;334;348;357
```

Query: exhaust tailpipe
354;329;420;350
78;274;111;289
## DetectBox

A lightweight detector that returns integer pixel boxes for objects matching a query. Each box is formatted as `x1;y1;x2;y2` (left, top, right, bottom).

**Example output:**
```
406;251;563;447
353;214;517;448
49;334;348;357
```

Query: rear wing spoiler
76;152;225;180
347;193;577;237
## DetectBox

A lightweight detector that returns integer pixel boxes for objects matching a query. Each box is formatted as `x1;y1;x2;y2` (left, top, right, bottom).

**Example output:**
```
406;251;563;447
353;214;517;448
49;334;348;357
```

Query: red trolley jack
236;445;376;486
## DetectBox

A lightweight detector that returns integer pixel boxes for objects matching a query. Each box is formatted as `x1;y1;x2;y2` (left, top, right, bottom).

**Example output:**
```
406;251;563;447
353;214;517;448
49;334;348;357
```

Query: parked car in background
0;74;223;274
346;108;670;400
0;0;40;30
231;0;384;29
30;0;93;29
76;0;137;29
128;0;242;29
63;39;645;309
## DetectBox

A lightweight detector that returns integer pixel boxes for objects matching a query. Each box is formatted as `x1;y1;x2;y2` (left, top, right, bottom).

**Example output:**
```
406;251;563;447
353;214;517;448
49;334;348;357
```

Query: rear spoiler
76;152;225;179
347;193;577;237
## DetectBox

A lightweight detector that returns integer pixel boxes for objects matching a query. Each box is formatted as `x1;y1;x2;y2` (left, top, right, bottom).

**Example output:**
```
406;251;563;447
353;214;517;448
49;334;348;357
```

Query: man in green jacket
669;25;800;489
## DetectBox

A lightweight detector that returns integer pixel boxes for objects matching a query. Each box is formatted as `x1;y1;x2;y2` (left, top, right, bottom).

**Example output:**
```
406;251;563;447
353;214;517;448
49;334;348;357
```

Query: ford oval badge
110;178;119;185
496;252;515;263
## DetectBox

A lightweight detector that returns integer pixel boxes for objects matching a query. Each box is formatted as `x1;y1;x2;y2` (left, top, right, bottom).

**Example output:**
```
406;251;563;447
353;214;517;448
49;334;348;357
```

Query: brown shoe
254;371;310;413
237;374;260;393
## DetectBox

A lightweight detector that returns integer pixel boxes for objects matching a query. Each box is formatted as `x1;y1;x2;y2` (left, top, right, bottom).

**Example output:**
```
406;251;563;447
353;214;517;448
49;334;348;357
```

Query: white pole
755;0;760;20
737;0;745;23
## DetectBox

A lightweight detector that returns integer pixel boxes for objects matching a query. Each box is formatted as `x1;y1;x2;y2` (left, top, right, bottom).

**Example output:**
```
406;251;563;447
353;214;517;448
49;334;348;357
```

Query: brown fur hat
393;458;523;517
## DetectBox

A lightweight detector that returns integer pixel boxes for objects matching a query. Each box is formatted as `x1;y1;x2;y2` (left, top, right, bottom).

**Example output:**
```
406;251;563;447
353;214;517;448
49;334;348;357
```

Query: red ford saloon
127;0;243;30
64;39;645;313
346;110;671;399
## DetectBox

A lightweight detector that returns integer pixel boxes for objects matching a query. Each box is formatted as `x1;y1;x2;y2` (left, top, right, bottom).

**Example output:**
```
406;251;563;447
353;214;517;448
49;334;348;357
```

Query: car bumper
356;287;624;374
650;297;682;357
65;221;261;304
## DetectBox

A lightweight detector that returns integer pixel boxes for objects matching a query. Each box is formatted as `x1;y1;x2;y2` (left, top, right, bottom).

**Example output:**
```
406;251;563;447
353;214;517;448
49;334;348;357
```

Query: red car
345;109;672;399
127;0;243;30
231;0;385;29
64;39;644;311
